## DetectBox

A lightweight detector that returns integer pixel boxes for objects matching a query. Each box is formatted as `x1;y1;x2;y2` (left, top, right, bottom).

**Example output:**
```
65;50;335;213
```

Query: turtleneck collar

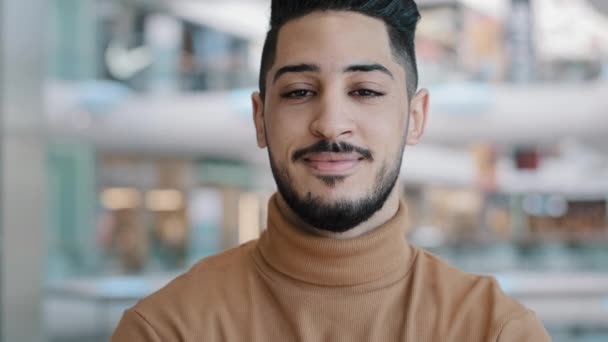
255;194;413;287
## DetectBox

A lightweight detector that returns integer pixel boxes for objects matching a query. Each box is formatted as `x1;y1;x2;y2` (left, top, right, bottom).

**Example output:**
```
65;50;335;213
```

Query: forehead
273;11;398;73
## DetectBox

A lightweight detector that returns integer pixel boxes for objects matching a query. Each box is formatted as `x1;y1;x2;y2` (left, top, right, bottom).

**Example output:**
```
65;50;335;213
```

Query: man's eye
350;89;384;97
281;89;316;98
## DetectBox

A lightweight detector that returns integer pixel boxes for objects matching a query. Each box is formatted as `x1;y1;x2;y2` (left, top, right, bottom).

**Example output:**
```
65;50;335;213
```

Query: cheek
266;111;311;160
358;110;407;155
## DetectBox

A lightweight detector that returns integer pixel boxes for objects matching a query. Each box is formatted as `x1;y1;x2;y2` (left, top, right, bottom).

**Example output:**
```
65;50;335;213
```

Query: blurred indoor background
1;0;607;341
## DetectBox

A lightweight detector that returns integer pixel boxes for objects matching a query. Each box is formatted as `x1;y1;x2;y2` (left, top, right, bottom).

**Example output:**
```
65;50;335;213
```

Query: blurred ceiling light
522;194;544;216
169;1;268;41
460;0;509;19
105;41;152;80
536;0;608;60
101;187;142;210
146;189;184;211
238;193;261;244
522;194;569;218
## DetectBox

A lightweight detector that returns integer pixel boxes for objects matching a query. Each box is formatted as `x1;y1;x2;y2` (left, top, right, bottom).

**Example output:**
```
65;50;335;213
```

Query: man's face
253;11;428;232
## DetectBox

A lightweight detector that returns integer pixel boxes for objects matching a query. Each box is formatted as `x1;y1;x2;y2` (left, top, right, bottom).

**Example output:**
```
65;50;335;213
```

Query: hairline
260;9;418;101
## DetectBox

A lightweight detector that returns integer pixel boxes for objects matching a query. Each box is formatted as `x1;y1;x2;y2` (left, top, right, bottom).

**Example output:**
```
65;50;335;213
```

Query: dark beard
268;141;404;233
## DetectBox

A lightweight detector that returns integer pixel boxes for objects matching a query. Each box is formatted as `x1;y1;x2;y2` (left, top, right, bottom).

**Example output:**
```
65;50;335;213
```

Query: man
113;0;551;340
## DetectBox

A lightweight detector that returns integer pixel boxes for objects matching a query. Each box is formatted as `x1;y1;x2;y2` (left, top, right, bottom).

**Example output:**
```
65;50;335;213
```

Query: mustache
292;140;374;163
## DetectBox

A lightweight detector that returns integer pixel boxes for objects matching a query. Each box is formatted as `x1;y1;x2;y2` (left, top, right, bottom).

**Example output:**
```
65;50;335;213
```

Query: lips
303;152;364;174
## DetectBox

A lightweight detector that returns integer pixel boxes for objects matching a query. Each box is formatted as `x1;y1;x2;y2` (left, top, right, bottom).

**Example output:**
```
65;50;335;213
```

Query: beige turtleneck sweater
112;195;551;341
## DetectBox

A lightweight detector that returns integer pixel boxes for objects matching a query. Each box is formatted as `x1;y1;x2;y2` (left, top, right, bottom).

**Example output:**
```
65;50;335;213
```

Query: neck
256;190;412;286
275;187;401;240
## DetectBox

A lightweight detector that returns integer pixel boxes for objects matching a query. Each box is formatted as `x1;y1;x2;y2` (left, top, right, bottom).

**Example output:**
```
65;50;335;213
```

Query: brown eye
349;89;384;97
281;89;316;98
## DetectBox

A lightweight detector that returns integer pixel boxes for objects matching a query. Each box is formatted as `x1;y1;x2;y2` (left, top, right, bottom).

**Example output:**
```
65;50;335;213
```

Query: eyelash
280;89;385;99
281;89;315;98
349;89;384;98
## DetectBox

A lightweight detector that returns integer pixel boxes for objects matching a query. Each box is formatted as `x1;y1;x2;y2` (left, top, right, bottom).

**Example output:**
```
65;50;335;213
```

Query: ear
406;88;430;146
252;92;267;148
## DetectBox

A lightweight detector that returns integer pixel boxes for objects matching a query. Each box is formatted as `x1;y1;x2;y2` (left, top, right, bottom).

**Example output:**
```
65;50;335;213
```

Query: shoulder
412;246;522;309
410;246;547;339
495;309;551;341
128;241;258;330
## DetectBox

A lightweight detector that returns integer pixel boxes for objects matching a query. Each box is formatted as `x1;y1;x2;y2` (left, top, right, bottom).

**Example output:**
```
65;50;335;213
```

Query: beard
268;140;405;233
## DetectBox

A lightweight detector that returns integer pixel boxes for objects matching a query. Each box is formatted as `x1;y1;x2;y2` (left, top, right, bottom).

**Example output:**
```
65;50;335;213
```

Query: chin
300;183;366;202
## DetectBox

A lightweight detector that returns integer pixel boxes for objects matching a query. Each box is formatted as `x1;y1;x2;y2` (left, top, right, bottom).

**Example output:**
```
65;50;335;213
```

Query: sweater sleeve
111;309;162;342
496;310;552;342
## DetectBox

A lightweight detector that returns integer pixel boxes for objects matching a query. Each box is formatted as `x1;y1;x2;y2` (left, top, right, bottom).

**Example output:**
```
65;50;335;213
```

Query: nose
309;90;355;140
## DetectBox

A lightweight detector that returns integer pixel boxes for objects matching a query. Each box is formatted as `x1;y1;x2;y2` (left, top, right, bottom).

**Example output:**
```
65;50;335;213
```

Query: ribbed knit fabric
112;194;551;341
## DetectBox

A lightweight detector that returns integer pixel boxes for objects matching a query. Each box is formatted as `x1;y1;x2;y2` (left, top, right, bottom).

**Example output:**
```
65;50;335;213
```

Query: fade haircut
259;0;421;100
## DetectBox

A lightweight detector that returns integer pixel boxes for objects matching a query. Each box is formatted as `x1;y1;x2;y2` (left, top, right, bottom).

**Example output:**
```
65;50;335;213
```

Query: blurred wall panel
48;0;99;80
1;0;46;340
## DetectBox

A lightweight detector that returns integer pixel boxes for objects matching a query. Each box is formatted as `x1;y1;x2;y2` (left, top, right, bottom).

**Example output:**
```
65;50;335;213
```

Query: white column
1;0;46;340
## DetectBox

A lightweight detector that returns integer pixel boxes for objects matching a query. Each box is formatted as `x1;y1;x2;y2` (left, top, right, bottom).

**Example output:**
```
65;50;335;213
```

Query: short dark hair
259;0;421;100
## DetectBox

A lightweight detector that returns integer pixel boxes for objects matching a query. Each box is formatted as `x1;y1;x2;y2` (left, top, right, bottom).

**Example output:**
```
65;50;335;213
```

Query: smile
302;152;365;175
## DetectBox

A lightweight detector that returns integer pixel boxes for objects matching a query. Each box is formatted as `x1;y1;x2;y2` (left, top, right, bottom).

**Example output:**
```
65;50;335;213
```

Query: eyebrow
273;64;320;84
344;64;394;79
272;62;394;84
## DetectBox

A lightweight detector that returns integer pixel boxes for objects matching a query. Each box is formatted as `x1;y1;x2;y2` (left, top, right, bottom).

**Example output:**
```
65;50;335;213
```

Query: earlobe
406;88;430;146
252;92;267;148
